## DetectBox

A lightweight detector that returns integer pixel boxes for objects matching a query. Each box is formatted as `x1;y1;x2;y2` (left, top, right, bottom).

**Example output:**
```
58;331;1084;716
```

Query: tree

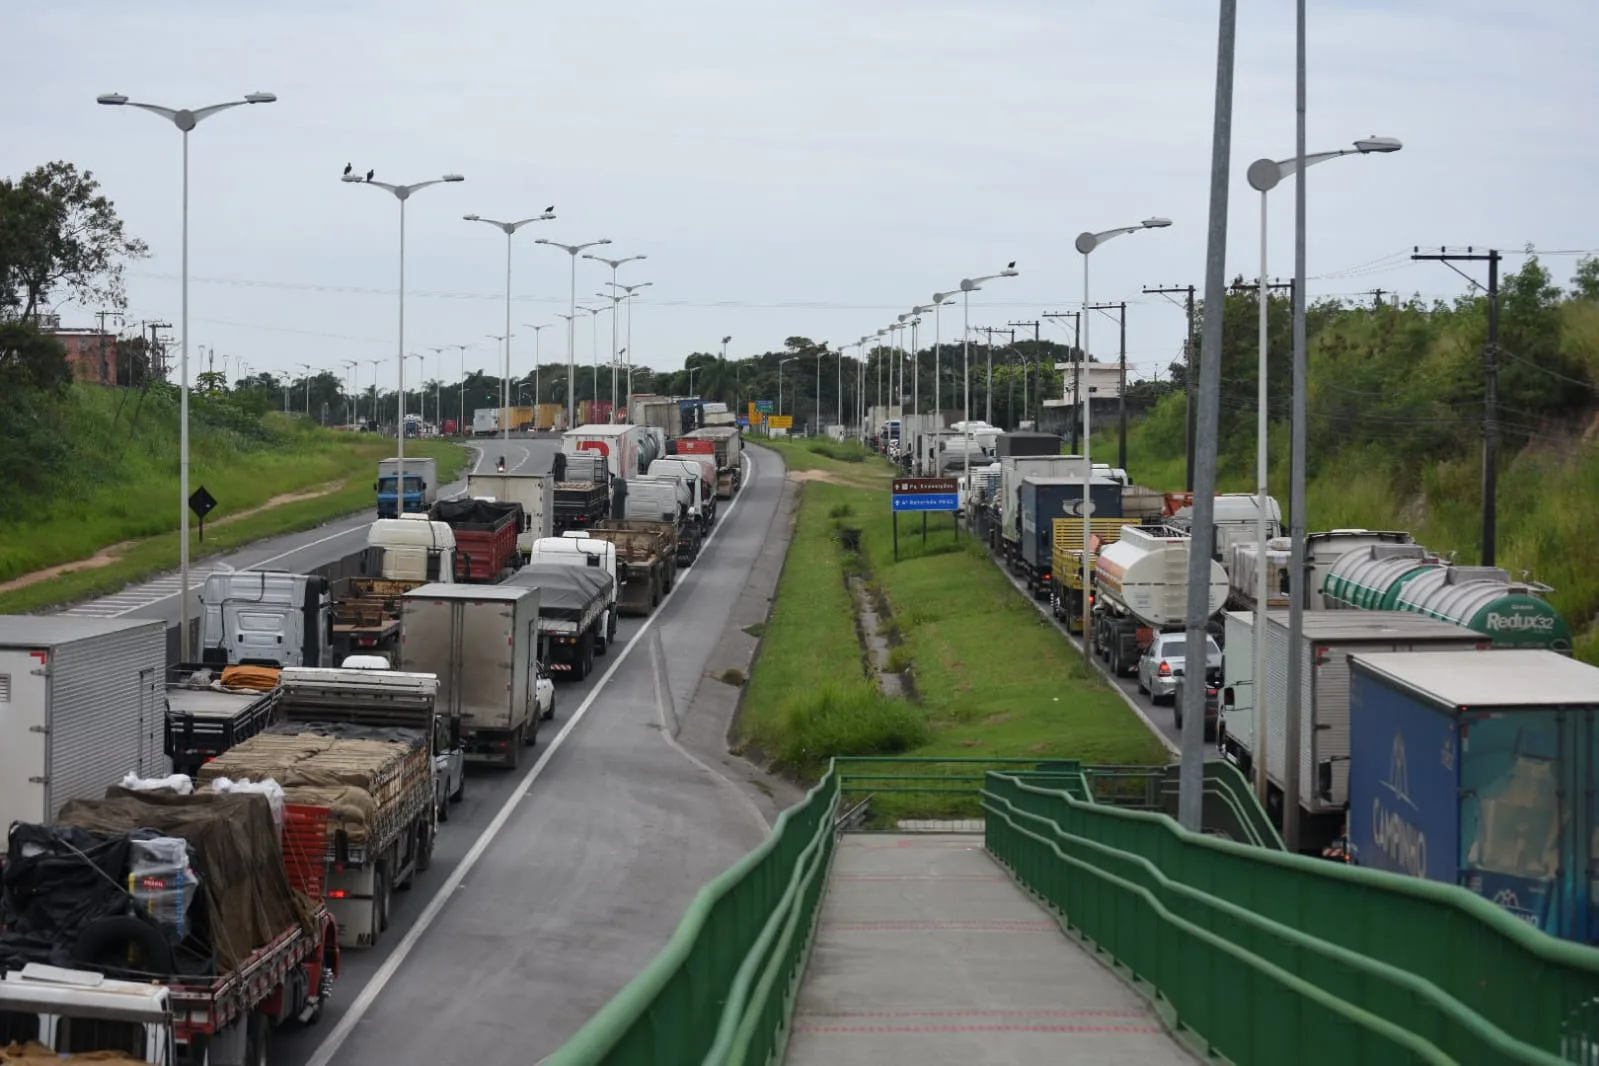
0;161;149;318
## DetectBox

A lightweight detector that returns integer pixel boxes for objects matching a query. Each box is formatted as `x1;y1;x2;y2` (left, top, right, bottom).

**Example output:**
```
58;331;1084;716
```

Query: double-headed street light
537;238;612;428
296;363;314;417
342;169;465;518
956;268;1019;486
521;323;555;409
1072;218;1171;650
594;289;637;413
464;210;556;442
342;360;358;425
584;253;646;412
607;282;655;408
908;304;936;418
1243;136;1401;801
97;89;276;661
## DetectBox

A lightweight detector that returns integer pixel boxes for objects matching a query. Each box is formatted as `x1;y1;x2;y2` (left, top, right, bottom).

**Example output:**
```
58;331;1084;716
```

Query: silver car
1137;631;1222;704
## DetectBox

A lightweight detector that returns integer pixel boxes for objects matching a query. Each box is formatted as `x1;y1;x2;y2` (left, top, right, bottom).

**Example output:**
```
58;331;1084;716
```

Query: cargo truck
199;666;442;949
629;394;684;438
0;790;341;1063
504;564;613;681
429;498;524;582
163;664;281;778
0;617;168;834
654;455;718;527
589;521;675;614
472;408;499;436
376;456;438;517
626;474;700;564
529;534;620;651
994;431;1063;458
1091;525;1229;677
996;454;1088;559
398;584;542;767
563;423;656;482
465;471;555;560
681;427;742;497
553;452;612;534
1016;475;1124;595
331;516;456;657
1048;517;1133;633
1347;648;1599;943
1219;610;1491;855
198;570;334;670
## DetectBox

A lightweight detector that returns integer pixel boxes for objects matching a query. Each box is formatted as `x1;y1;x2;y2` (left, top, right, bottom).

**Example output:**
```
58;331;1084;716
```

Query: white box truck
398;583;542;768
0;616;168;832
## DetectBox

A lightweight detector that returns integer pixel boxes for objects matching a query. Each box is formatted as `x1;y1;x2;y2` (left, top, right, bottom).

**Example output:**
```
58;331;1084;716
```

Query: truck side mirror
1222;687;1235;707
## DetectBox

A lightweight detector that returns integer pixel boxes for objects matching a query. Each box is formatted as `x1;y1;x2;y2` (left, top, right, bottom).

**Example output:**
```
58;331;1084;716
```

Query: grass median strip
0;437;469;614
740;438;1169;811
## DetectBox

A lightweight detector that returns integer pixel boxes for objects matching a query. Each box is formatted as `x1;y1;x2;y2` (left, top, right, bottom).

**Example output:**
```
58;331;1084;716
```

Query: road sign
188;486;217;542
755;399;774;414
767;414;793;429
891;477;958;512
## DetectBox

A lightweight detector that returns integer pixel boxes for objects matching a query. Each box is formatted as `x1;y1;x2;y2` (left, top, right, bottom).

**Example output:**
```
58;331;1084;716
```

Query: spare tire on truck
72;913;175;976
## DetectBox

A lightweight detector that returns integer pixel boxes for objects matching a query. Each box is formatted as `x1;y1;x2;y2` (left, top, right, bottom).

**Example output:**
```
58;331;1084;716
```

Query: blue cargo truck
1348;648;1599;945
1016;475;1123;597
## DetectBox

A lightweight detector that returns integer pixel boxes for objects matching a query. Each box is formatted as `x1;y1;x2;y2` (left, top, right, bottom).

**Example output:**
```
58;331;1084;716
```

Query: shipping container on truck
589;521;676;614
630;395;684;438
466;471;556;560
1091;524;1229;678
398;583;541;768
627;474;700;564
1346;649;1599;943
651;456;716;529
1219;610;1490;854
682;426;743;497
1015;475;1123;595
429;498;524;582
997;454;1089;558
0;617;168;833
504;564;612;681
1;789;341;1061
199;666;441;949
472;408;499;436
1226;536;1294;612
498;404;535;432
376;456;438;517
563;423;654;482
994;431;1063;458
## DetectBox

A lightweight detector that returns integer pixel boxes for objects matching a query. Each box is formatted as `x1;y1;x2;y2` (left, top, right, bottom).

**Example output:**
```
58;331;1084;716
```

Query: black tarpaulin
503;564;611;621
431;498;521;528
0;824;143;974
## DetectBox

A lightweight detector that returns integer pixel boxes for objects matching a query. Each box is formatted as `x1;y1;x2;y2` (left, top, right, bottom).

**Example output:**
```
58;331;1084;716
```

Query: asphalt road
269;445;786;1066
59;437;552;625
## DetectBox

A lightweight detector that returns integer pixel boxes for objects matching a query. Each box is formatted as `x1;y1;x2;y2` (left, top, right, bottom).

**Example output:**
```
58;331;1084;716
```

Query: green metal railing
985;771;1599;1064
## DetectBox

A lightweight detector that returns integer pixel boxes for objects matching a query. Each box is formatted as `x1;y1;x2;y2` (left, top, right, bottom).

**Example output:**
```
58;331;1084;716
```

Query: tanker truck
1091;524;1229;678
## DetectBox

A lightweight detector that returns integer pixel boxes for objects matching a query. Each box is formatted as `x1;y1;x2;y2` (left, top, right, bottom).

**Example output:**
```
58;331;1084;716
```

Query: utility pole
1043;311;1082;449
1412;246;1501;566
1007;319;1040;430
974;326;999;424
1142;285;1197;489
1362;288;1388;309
1088;302;1129;469
95;310;120;385
147;322;173;382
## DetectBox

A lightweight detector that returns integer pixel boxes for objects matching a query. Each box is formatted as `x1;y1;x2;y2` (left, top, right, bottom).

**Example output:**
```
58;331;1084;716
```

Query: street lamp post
930;291;957;415
606;281;655;410
341;169;465;518
594;290;636;414
403;353;425;430
720;335;731;362
1073;219;1172;652
955;268;1019;491
485;334;512;429
364;358;382;427
464;210;557;444
520;323;554;409
580;306;605;416
97;88;276;661
908;304;934;418
815;344;825;436
297;363;313;417
779;357;797;422
1244;136;1401;802
536;237;612;430
342;360;358;426
584;253;646;413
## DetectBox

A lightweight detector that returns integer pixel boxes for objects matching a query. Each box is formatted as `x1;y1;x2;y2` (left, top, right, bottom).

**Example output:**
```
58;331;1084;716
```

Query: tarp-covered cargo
1;790;310;973
505;564;610;623
430;498;520;529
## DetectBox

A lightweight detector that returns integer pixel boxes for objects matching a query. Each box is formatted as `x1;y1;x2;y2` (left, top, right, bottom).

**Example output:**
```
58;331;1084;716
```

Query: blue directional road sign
892;477;959;512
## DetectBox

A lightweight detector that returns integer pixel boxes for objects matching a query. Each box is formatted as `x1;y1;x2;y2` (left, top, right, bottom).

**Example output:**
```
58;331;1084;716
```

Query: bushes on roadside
807;439;869;463
763;684;927;777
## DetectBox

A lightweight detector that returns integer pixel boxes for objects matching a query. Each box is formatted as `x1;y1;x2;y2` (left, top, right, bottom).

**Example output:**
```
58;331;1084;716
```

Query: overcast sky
6;1;1595;396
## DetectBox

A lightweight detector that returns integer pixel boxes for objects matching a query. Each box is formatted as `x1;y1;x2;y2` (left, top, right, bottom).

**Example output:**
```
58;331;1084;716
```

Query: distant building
1041;362;1122;440
32;314;120;385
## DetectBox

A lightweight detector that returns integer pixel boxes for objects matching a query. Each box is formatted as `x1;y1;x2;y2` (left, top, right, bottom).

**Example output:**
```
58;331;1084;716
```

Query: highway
59;438;546;626
262;444;787;1066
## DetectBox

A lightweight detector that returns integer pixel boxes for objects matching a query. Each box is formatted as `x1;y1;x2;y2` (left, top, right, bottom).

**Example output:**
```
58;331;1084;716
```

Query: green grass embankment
0;384;468;613
740;438;1168;791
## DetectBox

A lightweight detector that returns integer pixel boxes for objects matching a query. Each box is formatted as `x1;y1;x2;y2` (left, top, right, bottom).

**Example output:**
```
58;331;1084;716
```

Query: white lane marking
649;631;772;837
304;450;758;1066
87;444;490;617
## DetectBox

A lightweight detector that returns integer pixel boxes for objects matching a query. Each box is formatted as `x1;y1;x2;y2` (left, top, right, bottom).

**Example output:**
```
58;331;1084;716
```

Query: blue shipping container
1018;477;1123;570
1348;649;1599;944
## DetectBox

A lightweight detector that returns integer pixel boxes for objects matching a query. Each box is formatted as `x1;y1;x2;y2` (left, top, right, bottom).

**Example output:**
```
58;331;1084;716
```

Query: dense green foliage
1112;254;1599;659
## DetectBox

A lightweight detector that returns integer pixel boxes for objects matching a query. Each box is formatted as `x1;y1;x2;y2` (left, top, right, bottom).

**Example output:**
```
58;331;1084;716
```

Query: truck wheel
416;820;435;874
596;623;609;655
373;863;391;940
506;727;523;769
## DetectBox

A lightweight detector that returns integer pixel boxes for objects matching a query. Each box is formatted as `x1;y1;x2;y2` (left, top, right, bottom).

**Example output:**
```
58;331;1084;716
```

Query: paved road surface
272;445;786;1066
58;437;551;624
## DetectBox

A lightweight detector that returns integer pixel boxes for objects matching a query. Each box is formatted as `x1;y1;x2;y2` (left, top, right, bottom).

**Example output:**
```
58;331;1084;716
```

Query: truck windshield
377;475;425;493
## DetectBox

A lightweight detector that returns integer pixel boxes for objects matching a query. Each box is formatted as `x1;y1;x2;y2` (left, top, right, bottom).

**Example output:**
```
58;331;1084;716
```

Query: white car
536;666;556;721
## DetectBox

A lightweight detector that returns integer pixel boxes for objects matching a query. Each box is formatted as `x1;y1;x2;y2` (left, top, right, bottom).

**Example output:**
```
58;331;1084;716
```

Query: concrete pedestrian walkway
783;833;1198;1066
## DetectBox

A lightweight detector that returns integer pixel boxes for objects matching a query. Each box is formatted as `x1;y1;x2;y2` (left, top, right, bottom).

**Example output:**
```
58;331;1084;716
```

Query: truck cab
368;515;457;583
376;457;439;518
0;963;176;1065
533;534;620;649
198;570;333;669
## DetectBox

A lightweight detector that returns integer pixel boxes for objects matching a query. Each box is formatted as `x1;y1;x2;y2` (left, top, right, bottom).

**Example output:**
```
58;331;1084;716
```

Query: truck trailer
504;563;613;681
465;471;556;560
1016;475;1124;594
0;617;168;834
681;427;742;497
1220;610;1491;855
589;521;676;614
163;664;282;778
553;452;611;534
1091;525;1228;677
398;583;541;767
1348;648;1599;943
429;497;524;582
